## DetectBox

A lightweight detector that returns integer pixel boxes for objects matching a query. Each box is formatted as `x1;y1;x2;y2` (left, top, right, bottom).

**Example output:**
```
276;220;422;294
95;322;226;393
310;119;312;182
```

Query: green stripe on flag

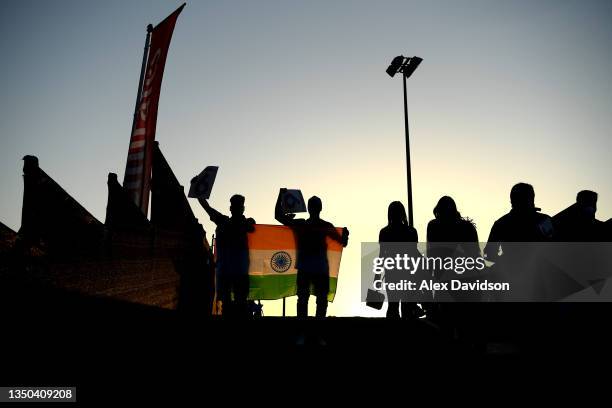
248;275;338;302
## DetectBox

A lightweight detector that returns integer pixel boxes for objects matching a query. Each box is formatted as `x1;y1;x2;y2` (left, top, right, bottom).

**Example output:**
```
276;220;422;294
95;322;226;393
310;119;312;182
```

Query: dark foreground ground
1;285;610;402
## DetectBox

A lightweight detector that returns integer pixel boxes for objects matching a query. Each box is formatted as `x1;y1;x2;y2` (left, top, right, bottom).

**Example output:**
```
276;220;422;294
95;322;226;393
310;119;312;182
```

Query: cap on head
510;183;536;210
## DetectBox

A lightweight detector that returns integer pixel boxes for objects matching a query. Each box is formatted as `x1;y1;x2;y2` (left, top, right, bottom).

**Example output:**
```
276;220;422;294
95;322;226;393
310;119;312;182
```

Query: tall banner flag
244;224;345;301
123;4;185;214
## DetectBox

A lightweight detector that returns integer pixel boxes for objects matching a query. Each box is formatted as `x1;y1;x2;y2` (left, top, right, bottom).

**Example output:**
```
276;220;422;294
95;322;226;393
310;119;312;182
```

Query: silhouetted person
606;219;612;241
275;189;348;318
199;195;255;318
552;192;607;333
483;183;554;346
484;183;553;262
379;201;422;319
553;190;604;241
427;196;480;285
427;196;480;262
426;196;480;335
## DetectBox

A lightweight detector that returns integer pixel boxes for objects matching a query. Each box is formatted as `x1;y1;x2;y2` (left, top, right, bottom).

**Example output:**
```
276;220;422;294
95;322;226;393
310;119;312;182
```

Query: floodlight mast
386;55;422;227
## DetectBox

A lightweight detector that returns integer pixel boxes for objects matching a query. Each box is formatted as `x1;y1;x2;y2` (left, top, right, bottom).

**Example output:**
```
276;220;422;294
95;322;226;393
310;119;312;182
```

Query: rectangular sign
279;189;307;213
188;166;218;199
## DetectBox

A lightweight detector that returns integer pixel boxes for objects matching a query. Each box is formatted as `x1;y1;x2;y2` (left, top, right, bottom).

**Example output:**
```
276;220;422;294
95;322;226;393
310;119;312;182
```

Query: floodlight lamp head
386;55;406;77
402;56;423;79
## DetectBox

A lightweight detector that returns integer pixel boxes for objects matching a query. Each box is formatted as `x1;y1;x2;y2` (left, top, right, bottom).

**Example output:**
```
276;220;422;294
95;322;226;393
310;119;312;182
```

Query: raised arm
198;198;227;225
274;188;296;226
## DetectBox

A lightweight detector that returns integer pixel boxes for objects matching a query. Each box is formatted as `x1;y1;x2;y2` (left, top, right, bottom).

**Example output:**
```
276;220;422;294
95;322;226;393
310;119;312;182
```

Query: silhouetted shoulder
380;224;417;242
304;218;333;229
490;210;553;242
291;218;308;226
485;215;508;245
493;211;548;229
426;219;438;230
536;211;553;222
492;212;512;228
552;205;574;224
321;220;335;229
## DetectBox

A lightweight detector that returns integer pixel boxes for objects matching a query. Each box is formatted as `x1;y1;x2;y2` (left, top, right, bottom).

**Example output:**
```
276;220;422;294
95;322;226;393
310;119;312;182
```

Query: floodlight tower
386;55;422;227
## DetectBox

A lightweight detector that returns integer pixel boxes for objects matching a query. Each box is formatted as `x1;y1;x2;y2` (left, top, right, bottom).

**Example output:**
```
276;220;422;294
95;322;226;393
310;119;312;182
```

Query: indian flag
247;224;344;301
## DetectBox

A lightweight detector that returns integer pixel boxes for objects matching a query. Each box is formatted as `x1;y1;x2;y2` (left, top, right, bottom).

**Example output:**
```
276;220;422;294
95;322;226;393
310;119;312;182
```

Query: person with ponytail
378;201;423;319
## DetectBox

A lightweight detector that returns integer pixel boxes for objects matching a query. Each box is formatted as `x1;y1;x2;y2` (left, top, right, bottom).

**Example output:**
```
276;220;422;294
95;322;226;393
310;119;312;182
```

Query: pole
130;24;153;139
131;24;153;216
282;297;286;317
403;72;414;227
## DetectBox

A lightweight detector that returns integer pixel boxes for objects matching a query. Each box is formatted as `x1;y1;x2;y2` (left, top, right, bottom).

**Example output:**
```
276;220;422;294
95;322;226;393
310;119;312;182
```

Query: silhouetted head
308;196;322;217
576;190;597;215
230;194;245;217
433;196;460;221
387;201;408;226
510;183;538;211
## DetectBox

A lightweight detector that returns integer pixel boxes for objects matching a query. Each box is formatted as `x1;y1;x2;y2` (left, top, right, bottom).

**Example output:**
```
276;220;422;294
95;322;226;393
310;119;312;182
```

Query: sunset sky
1;0;611;316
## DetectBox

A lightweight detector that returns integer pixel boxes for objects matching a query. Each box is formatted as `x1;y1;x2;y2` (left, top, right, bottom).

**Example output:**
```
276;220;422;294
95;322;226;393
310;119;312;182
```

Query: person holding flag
275;189;349;318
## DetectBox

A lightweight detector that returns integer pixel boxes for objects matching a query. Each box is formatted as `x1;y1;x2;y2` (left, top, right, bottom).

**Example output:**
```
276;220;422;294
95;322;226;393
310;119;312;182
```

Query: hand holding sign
279;188;307;214
188;166;218;199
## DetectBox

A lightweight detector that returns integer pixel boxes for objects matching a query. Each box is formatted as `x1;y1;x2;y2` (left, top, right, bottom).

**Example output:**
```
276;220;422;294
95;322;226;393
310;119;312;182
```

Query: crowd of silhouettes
378;182;610;347
199;182;610;322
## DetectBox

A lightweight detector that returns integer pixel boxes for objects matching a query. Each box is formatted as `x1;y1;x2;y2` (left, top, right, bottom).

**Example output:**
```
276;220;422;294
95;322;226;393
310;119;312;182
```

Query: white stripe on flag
130;140;145;149
248;249;342;278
